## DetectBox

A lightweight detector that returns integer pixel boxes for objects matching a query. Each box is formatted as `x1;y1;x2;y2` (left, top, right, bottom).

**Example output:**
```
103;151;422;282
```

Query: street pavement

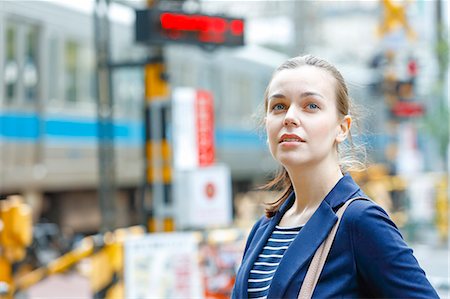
22;244;449;298
25;272;90;299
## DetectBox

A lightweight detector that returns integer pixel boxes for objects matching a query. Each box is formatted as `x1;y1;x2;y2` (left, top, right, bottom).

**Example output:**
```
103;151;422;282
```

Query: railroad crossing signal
378;0;416;40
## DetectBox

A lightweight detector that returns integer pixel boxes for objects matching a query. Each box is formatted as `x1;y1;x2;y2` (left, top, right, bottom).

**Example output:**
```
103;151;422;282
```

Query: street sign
135;9;245;47
174;165;232;229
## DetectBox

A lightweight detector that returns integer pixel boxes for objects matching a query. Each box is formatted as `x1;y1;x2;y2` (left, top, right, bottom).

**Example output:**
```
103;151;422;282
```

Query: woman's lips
279;133;305;143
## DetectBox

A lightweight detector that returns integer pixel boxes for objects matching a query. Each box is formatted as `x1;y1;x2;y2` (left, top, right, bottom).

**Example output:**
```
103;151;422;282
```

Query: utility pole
94;0;117;232
142;0;174;232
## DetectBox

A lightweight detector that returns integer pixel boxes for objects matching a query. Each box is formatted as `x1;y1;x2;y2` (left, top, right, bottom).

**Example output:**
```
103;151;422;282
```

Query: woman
232;55;438;298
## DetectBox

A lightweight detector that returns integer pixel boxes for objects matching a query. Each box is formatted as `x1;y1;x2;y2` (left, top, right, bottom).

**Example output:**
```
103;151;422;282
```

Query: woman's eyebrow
300;91;325;99
268;93;285;101
268;91;325;102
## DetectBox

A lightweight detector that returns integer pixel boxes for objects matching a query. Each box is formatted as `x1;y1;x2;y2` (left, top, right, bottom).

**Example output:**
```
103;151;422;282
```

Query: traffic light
136;9;245;47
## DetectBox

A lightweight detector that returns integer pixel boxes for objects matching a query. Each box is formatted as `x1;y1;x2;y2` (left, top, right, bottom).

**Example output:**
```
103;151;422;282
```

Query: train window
113;69;144;117
225;73;252;127
24;26;39;103
48;36;60;102
79;45;95;104
64;40;78;103
4;24;18;104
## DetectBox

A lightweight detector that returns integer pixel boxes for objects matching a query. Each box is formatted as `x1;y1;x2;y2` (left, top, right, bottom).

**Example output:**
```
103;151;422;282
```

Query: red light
212;17;227;33
230;20;243;36
160;13;233;43
160;13;175;30
392;101;424;117
197;16;209;32
408;59;418;77
161;13;227;33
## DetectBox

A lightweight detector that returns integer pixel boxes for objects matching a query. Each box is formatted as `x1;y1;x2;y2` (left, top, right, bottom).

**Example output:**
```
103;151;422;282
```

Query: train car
0;1;284;232
0;1;145;231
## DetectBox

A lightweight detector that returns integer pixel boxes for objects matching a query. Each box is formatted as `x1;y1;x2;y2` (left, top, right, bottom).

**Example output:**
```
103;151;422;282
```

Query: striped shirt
247;225;303;299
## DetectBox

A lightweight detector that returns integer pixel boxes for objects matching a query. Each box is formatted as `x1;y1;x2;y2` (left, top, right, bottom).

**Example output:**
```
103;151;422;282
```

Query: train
0;1;285;231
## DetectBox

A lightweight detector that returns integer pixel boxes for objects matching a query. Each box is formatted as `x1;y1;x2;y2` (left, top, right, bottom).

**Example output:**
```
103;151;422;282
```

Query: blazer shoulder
343;197;389;219
340;198;395;230
341;198;405;255
340;199;440;298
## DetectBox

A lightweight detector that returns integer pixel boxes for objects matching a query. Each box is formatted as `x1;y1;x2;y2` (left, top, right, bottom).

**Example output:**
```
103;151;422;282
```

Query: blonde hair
262;54;366;217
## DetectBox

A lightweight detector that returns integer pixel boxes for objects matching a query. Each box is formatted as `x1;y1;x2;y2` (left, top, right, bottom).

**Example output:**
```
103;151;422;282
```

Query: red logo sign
205;182;215;200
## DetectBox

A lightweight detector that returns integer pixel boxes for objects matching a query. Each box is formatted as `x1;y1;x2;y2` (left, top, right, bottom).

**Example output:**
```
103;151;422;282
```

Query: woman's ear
336;115;352;143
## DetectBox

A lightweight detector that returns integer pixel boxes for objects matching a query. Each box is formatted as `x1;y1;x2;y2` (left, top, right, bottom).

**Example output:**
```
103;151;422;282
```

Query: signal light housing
136;9;245;47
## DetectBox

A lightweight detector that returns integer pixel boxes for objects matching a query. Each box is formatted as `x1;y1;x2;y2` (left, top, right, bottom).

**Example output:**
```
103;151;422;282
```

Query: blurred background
0;0;448;298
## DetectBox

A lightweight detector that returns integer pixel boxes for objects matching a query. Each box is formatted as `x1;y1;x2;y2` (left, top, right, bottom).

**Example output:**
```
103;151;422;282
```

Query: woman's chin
277;156;310;168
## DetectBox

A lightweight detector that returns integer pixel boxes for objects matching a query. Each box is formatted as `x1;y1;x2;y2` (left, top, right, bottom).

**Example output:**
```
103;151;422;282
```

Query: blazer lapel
238;193;295;299
267;199;338;299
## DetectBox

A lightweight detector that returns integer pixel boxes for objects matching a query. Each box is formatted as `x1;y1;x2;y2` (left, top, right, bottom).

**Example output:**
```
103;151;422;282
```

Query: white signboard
175;164;232;229
124;233;204;299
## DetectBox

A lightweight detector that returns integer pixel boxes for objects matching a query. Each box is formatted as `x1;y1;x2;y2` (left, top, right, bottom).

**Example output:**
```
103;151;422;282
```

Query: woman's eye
272;103;286;111
307;103;319;110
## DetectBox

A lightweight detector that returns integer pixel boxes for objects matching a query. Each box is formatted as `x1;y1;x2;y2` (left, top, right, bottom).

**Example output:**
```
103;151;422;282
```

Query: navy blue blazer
232;174;438;298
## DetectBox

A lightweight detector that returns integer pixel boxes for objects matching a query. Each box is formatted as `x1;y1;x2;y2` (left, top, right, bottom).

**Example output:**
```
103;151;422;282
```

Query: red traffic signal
391;101;425;117
136;9;245;47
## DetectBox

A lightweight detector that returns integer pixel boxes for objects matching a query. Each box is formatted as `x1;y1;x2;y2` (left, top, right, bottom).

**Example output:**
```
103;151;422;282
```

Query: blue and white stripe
247;225;302;299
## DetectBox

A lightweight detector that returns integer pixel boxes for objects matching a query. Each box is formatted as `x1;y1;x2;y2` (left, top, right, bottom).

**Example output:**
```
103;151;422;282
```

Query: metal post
143;56;173;232
138;0;174;232
94;0;116;233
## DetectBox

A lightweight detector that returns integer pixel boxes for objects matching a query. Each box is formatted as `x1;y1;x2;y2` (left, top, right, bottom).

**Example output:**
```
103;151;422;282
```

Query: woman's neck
281;162;343;225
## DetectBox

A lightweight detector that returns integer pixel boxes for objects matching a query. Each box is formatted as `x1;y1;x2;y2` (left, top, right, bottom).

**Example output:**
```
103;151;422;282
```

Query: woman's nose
283;107;300;127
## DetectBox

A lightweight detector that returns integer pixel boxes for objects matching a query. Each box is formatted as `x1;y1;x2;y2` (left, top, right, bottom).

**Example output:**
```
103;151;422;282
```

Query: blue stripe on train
215;128;265;149
0;113;39;139
0;112;143;145
0;112;267;148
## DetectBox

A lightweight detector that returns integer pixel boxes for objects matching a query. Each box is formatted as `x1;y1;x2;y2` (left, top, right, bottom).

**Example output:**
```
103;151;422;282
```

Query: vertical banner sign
173;88;197;169
124;233;204;298
173;88;215;169
196;90;215;167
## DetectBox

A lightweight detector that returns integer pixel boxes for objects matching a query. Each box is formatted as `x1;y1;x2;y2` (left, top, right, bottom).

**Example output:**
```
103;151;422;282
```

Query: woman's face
265;65;343;170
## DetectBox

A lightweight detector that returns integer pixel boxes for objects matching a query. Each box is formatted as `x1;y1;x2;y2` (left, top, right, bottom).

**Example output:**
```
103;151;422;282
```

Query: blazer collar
267;173;361;298
323;173;362;210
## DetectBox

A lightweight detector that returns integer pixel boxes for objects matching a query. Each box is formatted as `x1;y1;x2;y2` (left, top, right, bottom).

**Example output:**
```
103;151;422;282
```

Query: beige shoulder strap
297;197;366;299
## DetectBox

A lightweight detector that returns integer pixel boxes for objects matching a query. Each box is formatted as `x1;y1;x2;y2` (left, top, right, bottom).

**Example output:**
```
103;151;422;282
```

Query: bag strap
297;197;367;299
